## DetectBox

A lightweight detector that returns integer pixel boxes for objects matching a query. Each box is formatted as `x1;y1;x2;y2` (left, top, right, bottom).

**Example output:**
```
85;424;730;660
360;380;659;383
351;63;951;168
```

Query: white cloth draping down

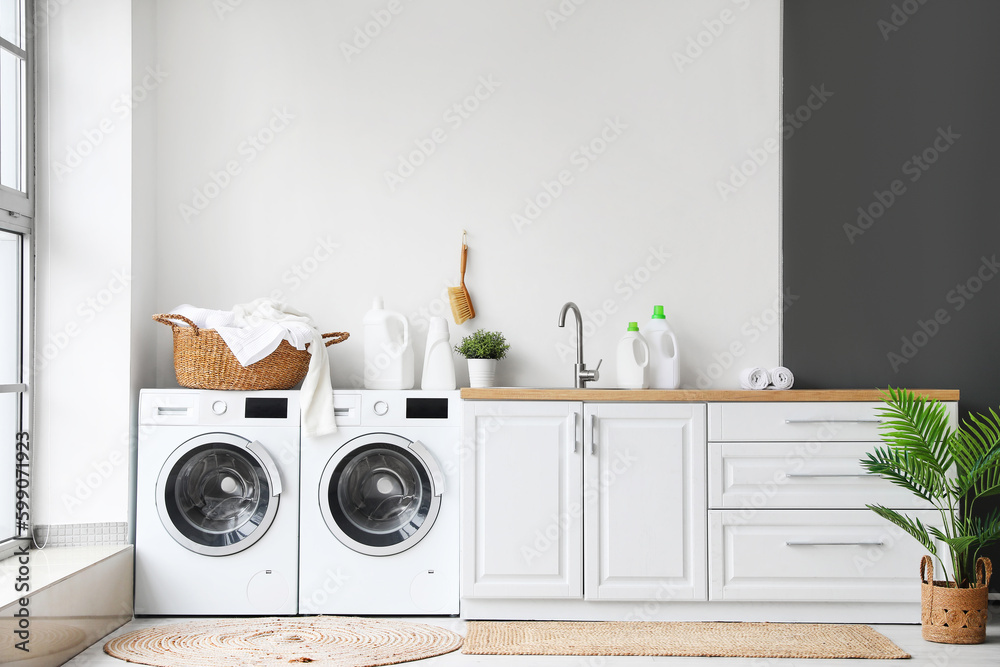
171;299;336;436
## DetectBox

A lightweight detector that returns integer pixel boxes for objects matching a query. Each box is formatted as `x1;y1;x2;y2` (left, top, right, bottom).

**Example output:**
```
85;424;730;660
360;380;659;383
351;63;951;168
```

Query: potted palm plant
454;329;510;388
860;387;998;645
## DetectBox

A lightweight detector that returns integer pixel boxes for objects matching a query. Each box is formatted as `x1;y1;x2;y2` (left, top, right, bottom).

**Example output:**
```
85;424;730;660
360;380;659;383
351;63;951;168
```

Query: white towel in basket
171;300;337;436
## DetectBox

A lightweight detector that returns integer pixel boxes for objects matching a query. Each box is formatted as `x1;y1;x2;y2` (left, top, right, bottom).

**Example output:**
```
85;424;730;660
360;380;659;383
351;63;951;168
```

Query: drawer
708;441;934;510
708;509;945;602
710;402;888;441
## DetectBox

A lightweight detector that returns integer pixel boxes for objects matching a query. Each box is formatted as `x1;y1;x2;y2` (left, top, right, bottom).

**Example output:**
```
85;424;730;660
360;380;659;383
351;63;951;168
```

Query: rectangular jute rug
463;621;910;659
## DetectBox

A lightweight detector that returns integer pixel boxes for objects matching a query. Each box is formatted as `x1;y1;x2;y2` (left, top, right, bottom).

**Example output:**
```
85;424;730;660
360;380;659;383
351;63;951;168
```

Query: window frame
0;0;32;562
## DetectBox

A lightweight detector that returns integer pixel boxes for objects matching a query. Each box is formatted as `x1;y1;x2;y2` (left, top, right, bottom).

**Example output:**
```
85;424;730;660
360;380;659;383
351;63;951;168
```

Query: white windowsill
0;544;131;608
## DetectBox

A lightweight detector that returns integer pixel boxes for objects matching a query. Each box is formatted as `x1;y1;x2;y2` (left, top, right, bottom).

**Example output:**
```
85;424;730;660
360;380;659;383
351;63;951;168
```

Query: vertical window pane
0;230;17;385
0;0;22;50
0;47;25;193
0;392;17;540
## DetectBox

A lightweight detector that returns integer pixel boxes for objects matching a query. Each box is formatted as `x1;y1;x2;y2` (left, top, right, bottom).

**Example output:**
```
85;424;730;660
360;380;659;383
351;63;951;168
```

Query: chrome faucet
557;301;601;388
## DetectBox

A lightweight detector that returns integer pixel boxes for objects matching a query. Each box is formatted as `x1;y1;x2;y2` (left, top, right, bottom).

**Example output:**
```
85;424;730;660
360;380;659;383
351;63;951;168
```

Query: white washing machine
135;389;300;615
299;390;461;615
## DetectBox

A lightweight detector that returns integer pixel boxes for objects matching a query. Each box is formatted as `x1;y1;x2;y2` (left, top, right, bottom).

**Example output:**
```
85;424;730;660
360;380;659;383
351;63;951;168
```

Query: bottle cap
627;322;639;332
652;305;665;319
372;297;384;310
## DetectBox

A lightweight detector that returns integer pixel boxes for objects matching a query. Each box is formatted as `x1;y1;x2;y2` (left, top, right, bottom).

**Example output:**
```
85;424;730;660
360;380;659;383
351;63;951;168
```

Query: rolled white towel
740;367;771;390
769;366;794;390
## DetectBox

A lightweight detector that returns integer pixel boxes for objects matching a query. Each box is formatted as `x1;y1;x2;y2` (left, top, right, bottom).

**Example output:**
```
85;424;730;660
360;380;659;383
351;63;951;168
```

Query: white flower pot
467;359;498;388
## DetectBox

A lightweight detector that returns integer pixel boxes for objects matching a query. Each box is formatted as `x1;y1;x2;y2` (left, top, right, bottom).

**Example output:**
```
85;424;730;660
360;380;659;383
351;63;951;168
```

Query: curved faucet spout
557;301;600;388
557;302;583;365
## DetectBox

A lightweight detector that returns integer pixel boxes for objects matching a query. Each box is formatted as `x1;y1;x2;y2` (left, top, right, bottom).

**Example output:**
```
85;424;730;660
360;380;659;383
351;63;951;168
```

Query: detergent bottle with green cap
616;322;650;389
640;305;679;389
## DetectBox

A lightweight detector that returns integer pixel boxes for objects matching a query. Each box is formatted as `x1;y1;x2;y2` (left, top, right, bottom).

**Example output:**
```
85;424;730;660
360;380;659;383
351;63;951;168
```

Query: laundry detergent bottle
363;297;414;389
640;305;680;389
616;322;650;389
421;316;456;390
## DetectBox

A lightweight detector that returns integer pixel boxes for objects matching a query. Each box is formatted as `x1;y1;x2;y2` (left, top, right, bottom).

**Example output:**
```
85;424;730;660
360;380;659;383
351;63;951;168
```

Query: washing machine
135;389;300;615
299;390;461;615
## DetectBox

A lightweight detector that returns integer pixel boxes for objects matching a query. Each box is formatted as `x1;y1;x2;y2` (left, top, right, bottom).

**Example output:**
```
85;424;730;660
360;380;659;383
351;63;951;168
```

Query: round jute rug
103;616;463;667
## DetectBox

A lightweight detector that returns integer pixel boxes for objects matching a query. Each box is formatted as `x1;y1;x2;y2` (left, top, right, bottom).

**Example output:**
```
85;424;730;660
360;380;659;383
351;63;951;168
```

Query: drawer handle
784;419;883;424
785;540;884;547
785;473;883;479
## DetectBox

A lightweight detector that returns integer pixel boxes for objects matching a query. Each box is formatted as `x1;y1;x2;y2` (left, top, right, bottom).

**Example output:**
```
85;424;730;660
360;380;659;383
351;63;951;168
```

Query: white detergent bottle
363;297;414;389
616;322;650;389
640;305;680;389
421;316;456;390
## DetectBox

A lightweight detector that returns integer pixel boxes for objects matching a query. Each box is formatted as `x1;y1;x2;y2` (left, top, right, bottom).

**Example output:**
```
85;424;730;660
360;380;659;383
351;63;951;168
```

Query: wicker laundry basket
154;313;348;390
920;555;992;645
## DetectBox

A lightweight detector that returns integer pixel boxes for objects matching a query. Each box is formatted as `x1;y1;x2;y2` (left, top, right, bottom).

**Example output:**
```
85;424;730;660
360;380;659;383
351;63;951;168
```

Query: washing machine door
156;432;282;556
320;433;443;557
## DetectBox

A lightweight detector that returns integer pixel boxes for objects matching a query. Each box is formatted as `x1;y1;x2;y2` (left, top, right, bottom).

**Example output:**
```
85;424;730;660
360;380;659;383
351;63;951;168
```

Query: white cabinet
584;403;706;601
462;401;582;599
706;401;957;603
462;401;706;602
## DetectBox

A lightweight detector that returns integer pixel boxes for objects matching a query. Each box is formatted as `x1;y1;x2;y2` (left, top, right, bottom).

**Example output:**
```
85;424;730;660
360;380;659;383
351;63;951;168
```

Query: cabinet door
584;403;707;601
462;401;583;598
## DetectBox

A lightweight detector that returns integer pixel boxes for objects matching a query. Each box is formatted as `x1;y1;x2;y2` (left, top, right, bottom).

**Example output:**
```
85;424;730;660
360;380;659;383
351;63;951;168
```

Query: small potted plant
454;329;510;388
860;387;998;645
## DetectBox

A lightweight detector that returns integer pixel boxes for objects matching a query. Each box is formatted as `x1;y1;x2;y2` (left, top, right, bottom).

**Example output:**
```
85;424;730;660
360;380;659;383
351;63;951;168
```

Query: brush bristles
449;286;475;324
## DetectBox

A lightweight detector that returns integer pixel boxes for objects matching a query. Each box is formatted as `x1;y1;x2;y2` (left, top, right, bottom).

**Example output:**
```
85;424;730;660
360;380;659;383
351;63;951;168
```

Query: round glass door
320;433;442;556
157;433;280;556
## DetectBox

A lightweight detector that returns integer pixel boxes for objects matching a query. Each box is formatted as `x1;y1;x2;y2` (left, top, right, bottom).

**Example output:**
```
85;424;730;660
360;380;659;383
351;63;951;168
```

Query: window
0;0;31;561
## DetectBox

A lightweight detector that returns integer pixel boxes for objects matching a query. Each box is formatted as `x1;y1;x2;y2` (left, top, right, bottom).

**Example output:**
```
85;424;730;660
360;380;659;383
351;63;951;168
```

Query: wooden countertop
460;388;960;402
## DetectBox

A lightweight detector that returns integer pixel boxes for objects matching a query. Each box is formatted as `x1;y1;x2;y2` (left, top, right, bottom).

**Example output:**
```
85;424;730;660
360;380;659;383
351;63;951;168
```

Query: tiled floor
67;615;1000;666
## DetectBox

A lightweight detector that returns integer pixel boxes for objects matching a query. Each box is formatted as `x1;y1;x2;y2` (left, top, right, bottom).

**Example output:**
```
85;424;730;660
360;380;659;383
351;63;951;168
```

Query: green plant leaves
454;329;510;360
861;387;1000;588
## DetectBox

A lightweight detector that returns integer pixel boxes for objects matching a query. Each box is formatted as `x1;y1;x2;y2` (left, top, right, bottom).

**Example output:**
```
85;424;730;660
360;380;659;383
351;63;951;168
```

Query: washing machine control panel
373;400;389;416
212;400;227;415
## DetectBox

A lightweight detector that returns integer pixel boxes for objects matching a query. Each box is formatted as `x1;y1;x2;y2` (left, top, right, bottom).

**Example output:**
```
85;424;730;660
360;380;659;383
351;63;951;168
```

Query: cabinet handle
590;414;597;455
785;540;884;547
570;412;579;453
785;473;883;479
784;419;883;424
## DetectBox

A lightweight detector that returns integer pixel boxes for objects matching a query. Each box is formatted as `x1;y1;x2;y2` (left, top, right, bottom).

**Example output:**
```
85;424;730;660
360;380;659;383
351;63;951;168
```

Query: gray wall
783;0;1000;587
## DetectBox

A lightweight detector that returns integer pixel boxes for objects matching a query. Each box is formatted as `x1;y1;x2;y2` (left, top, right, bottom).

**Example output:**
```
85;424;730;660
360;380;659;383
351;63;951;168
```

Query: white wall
34;0;156;525
153;0;781;391
32;0;780;527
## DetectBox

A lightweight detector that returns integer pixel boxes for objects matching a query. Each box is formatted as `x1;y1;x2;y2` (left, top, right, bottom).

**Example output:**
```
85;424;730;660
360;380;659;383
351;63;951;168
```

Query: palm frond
866;504;938;556
951;409;1000;501
861;446;944;502
876;387;953;475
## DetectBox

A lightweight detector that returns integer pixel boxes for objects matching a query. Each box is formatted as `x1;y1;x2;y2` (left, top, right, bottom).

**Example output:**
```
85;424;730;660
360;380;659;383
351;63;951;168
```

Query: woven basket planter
920;555;992;644
154;314;348;391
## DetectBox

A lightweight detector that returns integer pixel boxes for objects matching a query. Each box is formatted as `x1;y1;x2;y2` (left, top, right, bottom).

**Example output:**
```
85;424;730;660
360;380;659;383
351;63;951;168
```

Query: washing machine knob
373;400;389;416
212;400;228;415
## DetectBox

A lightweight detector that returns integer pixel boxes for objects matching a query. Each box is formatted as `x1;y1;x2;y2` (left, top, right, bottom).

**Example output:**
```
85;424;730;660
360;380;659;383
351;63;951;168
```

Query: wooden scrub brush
449;231;476;324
